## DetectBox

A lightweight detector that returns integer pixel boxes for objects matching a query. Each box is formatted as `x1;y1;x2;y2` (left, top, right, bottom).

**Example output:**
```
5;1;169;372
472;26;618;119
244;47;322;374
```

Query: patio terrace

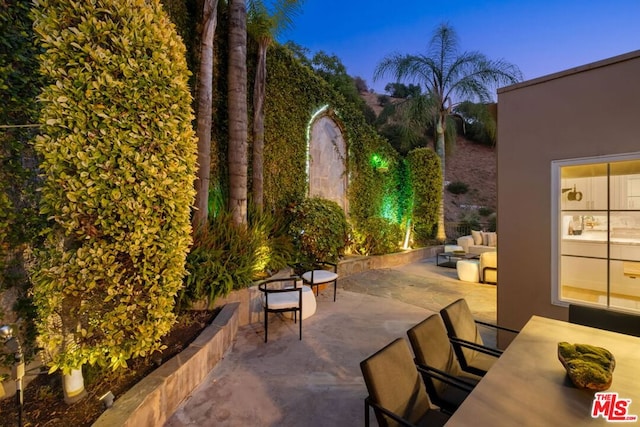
164;256;497;426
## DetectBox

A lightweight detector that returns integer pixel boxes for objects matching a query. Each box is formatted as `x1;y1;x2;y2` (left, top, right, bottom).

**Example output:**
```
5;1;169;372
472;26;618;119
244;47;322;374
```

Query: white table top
445;315;640;426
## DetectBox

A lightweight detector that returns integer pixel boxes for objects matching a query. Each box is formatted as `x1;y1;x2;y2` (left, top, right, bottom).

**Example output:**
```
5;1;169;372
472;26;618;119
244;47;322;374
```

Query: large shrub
30;0;197;372
287;197;350;262
407;148;442;245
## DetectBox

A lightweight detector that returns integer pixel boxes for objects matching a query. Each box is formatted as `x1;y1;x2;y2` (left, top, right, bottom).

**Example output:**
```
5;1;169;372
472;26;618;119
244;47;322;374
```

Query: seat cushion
302;269;338;285
263;291;300;310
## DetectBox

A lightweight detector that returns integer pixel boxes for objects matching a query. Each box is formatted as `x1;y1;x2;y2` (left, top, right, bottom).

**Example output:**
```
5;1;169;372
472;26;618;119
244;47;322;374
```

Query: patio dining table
445;315;640;426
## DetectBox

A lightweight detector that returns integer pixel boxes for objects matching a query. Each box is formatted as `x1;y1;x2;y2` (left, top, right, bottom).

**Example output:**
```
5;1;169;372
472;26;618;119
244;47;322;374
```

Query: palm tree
247;0;302;211
192;0;220;230
228;0;248;225
374;23;522;242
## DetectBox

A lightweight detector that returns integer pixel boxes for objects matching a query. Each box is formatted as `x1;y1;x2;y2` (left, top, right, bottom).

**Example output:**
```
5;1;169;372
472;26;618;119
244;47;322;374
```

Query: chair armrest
456;236;473;252
365;397;418;427
450;337;503;357
474;319;520;335
415;363;475;393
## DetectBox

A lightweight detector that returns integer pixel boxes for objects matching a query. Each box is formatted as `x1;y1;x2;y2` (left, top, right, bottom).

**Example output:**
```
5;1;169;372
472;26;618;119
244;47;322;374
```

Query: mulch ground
0;309;218;427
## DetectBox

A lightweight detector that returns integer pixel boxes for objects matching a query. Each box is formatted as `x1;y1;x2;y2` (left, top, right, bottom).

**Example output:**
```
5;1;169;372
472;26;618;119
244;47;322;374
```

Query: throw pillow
471;230;483;245
483;232;497;247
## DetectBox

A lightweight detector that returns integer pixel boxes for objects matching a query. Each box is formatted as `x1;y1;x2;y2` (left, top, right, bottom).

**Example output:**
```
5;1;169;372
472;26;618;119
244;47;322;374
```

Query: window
552;154;640;312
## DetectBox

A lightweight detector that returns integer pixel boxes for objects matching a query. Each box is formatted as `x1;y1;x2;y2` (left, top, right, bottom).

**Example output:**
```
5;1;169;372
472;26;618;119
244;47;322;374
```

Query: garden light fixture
1;325;24;427
100;390;115;409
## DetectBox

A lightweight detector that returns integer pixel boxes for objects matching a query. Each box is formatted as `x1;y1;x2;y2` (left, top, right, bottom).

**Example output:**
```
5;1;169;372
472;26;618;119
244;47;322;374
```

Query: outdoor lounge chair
258;277;303;343
479;251;497;284
297;260;339;301
360;338;450;427
407;314;479;414
439;298;519;376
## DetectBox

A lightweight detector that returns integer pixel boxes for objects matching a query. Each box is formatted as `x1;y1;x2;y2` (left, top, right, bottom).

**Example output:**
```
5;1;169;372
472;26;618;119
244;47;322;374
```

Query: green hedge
407;148;442;245
30;0;197;372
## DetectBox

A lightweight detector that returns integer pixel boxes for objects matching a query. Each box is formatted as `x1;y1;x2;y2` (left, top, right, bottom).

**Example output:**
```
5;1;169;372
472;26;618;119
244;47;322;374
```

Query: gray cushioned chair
360;338;450;427
407;314;480;414
440;298;518;376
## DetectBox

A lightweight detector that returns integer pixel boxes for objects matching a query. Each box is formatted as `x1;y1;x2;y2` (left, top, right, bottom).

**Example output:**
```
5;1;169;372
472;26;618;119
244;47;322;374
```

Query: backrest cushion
471;230;483;245
360;338;431;426
408;315;461;393
440;299;484;362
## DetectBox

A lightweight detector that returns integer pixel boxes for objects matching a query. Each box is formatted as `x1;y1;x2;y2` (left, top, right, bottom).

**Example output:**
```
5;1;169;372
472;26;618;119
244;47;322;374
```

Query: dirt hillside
445;136;496;224
361;91;497;224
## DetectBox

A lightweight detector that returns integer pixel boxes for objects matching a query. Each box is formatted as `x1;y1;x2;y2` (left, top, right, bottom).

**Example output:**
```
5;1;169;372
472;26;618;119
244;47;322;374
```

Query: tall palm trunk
228;0;248;225
435;114;447;242
252;39;267;211
192;0;219;230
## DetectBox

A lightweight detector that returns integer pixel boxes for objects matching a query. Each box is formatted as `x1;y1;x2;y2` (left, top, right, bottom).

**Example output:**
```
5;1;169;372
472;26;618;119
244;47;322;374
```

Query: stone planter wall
92;302;240;427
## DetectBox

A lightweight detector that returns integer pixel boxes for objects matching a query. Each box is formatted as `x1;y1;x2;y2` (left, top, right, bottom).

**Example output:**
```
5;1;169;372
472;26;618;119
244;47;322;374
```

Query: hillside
445;136;496;224
360;91;497;225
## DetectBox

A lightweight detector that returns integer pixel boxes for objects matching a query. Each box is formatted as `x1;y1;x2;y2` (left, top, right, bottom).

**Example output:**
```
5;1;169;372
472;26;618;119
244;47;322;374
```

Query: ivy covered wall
263;44;400;225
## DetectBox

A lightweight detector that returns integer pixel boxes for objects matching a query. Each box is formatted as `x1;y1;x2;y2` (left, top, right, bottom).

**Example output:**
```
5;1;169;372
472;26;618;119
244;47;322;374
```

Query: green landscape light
370;153;389;171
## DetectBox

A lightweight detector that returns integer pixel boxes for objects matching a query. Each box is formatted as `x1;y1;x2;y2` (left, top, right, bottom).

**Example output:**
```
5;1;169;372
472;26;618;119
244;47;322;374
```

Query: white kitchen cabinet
609;174;640;210
561;176;607;210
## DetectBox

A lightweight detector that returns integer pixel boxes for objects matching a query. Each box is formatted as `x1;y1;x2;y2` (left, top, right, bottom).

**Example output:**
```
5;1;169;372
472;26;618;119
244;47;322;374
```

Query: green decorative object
557;342;615;391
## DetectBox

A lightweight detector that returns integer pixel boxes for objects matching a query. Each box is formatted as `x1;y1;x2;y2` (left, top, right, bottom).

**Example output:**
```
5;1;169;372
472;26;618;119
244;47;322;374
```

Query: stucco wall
308;115;348;212
496;50;640;339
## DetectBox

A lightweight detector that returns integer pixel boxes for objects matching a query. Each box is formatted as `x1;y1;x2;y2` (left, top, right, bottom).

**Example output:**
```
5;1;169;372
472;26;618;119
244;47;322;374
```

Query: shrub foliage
407;148;442;244
446;181;469;195
287;197;350;262
30;0;197;372
179;208;294;310
351;217;403;256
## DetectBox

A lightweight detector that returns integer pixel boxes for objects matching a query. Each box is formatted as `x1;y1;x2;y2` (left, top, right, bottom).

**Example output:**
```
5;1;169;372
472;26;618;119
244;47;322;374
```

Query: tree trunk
192;0;219;230
435;114;447;242
252;41;267;211
228;0;248;225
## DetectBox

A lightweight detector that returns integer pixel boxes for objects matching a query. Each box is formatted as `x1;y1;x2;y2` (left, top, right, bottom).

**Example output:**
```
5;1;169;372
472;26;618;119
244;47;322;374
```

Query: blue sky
278;0;640;94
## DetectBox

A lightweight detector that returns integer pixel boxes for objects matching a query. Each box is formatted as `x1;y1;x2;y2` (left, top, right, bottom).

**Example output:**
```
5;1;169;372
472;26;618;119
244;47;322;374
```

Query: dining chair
407;314;479;414
439;298;519;376
258;277;303;343
360;338;450;427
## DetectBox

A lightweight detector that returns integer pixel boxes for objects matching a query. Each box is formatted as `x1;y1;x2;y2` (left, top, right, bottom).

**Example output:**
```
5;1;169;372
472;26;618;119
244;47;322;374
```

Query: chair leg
299;309;302;340
263;308;268;343
364;399;370;427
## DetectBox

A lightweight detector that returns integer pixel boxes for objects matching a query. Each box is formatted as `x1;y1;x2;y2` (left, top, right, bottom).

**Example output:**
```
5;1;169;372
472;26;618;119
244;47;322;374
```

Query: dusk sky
279;0;640;95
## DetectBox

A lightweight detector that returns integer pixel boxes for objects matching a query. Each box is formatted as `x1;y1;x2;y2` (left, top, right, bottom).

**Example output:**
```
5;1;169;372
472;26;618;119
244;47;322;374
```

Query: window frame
551;152;640;308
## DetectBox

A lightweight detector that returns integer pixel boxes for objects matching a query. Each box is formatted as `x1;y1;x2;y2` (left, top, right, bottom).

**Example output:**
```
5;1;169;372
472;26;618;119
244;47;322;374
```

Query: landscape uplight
1;325;24;427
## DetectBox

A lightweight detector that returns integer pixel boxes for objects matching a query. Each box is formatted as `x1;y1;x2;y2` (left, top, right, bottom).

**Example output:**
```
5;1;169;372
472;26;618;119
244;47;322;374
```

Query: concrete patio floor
165;256;497;427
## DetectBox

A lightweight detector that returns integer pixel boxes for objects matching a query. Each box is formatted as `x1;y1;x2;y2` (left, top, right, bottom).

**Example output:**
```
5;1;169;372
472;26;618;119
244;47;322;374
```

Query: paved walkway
165;257;496;427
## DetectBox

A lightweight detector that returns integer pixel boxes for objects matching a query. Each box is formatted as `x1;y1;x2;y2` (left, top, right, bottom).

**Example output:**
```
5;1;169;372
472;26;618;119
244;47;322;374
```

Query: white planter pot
63;368;87;404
